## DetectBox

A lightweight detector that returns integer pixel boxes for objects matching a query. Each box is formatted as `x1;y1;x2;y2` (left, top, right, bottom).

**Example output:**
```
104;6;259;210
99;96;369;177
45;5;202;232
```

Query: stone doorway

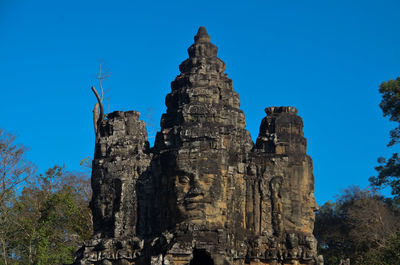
189;249;214;265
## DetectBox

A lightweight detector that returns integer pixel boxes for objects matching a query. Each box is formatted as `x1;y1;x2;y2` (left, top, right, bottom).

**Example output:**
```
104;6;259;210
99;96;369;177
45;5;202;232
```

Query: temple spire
187;26;217;59
194;26;210;43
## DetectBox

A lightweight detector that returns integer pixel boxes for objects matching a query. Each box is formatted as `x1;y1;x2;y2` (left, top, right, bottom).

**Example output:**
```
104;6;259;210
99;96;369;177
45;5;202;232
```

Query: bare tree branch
91;86;104;134
92;102;99;134
91;62;111;134
143;108;159;139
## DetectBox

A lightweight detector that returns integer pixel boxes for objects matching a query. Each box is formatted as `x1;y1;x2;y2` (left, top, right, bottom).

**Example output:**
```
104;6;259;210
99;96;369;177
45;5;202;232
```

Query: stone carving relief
74;27;321;265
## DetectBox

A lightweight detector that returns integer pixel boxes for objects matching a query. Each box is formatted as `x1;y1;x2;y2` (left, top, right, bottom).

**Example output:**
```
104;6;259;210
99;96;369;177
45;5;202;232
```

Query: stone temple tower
74;27;323;265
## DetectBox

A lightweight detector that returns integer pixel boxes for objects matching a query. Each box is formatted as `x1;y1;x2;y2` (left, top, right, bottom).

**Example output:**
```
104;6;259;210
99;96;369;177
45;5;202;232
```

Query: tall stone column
249;106;320;264
154;27;253;230
153;26;253;264
75;111;151;264
91;111;151;238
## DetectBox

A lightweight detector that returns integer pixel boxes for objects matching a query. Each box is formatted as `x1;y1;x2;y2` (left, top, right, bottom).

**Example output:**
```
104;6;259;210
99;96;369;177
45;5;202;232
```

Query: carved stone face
305;235;317;251
173;169;226;226
287;233;299;248
303;187;319;231
309;192;319;219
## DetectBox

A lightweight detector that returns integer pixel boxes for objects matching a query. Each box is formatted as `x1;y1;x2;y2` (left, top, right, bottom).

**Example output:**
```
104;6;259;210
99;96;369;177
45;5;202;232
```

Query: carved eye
178;176;190;184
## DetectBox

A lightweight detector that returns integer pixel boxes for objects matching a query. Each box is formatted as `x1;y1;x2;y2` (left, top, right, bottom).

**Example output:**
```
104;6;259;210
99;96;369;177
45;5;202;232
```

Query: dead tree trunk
91;86;104;135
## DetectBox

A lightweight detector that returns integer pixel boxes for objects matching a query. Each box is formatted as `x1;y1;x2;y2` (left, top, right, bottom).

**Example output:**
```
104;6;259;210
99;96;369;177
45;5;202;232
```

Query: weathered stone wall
74;27;322;265
78;111;151;263
246;107;320;264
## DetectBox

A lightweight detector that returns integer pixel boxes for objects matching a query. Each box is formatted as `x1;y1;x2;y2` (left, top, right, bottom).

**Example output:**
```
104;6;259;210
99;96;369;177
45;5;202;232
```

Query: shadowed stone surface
74;27;323;265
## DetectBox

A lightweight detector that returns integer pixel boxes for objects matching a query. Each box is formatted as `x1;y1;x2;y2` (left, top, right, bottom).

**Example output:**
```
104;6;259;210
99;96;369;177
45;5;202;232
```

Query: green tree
370;77;400;198
358;232;400;265
314;201;349;265
314;186;400;265
0;128;93;264
0;129;35;265
8;166;92;265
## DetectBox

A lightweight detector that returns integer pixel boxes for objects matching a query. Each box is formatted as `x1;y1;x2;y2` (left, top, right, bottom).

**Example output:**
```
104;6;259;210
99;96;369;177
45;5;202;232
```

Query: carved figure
270;176;284;236
287;233;301;259
303;235;318;261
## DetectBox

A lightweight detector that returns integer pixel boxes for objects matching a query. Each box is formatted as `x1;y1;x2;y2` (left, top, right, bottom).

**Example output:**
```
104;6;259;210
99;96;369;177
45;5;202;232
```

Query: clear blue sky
1;0;399;205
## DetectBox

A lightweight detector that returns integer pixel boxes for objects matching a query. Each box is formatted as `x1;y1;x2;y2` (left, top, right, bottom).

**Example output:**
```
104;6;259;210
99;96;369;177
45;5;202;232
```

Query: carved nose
312;199;319;212
188;181;204;197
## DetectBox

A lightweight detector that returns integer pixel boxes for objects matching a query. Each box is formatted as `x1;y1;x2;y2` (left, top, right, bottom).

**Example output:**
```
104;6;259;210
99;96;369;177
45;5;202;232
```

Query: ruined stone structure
74;27;323;265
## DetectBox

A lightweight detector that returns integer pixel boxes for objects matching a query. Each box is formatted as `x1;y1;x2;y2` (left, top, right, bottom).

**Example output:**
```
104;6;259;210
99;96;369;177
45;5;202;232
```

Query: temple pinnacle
194;26;210;43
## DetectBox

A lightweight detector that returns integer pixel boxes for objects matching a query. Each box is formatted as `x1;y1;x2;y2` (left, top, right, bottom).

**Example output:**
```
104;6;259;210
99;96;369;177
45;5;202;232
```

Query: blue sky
1;0;399;205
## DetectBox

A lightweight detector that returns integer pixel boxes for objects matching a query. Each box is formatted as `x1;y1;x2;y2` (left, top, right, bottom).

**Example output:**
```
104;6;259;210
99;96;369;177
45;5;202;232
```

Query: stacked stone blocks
74;27;322;265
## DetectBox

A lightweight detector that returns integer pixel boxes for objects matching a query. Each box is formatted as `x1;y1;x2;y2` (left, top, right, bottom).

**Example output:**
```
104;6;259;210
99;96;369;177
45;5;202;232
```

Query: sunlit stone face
172;169;226;226
306;191;319;227
299;166;319;232
298;170;319;233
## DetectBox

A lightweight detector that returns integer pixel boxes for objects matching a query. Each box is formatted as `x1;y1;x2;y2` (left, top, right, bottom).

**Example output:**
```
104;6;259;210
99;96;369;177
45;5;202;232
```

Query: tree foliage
378;77;400;146
0;129;35;265
314;186;400;265
7;166;92;265
370;77;400;198
0;128;92;265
